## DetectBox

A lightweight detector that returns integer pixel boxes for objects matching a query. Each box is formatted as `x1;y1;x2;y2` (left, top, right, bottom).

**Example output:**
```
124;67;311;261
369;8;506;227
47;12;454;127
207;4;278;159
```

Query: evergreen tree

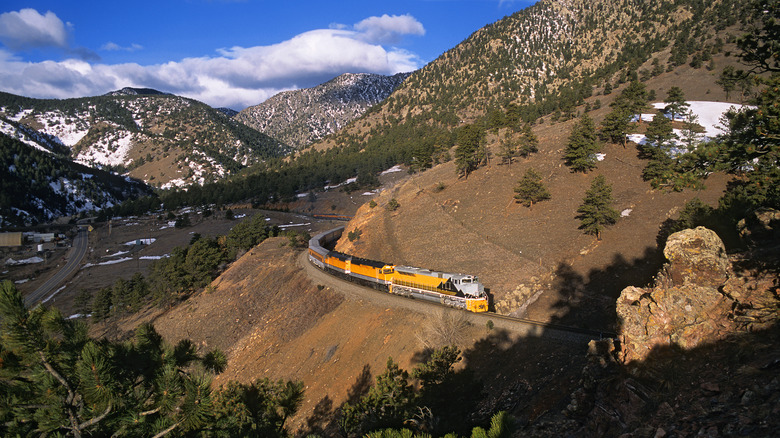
641;113;678;188
514;169;551;207
340;358;418;436
620;80;650;121
715;74;780;211
564;113;600;172
576;175;619;240
663;86;690;120
455;124;487;178
497;131;516;165
0;281;228;437
516;123;539;157
599;104;632;147
679;111;703;151
737;0;780;73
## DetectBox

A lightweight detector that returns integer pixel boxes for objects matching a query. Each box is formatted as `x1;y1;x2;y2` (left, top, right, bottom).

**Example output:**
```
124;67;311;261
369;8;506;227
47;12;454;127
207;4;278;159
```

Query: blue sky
0;0;534;110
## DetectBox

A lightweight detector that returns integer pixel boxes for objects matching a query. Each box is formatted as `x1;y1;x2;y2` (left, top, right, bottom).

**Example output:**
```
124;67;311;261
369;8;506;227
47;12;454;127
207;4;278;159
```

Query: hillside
335;64;743;332
0;134;150;226
235;72;410;150
0;91;287;188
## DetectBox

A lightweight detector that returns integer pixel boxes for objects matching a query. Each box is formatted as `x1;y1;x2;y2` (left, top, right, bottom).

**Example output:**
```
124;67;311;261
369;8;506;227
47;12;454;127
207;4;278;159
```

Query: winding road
298;250;609;343
24;227;89;307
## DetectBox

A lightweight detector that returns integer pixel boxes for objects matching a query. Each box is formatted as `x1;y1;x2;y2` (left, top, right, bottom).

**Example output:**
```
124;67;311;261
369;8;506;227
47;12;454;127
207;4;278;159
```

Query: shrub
386;198;400;211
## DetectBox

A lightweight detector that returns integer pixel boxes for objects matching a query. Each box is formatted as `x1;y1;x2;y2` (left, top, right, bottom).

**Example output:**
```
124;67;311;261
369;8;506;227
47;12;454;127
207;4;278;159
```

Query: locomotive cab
453;275;485;298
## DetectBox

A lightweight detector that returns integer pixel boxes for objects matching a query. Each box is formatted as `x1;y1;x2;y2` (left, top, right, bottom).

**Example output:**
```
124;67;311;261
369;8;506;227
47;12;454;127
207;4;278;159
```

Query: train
308;226;489;312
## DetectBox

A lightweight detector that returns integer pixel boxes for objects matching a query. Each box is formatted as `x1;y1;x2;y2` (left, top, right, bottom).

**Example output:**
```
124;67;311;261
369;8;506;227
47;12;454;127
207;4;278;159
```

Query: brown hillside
145;237;588;435
336;66;736;332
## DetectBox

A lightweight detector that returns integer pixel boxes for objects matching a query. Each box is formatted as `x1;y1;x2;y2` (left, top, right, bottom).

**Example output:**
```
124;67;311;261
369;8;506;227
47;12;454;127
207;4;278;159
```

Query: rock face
617;227;734;363
662;226;729;288
551;225;780;437
616;226;780;363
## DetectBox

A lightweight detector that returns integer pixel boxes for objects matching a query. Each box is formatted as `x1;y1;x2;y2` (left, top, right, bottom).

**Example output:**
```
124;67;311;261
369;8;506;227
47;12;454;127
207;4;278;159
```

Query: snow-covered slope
1;133;150;226
235;72;410;149
0;91;287;188
628;101;748;148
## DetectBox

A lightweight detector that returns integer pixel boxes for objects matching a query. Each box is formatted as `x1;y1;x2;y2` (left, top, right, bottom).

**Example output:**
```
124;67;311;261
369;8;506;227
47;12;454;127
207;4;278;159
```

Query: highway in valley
24;227;89;307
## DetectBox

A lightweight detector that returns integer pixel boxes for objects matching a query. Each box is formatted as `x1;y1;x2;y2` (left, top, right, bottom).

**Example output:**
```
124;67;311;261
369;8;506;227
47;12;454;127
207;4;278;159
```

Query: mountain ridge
235;72;410;150
0;91;288;188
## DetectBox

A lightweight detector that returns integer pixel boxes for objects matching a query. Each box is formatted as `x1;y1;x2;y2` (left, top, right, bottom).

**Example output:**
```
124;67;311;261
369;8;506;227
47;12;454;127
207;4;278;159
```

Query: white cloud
0;14;425;110
0;9;70;50
354;14;426;44
101;42;143;52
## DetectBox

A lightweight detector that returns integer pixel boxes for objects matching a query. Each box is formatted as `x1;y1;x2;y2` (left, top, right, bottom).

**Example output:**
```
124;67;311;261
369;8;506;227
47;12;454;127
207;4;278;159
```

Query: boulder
662;227;729;288
617;227;733;363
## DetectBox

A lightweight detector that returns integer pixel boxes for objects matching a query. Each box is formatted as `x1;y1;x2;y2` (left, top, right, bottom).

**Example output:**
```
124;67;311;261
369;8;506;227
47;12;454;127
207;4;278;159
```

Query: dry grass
416;310;471;350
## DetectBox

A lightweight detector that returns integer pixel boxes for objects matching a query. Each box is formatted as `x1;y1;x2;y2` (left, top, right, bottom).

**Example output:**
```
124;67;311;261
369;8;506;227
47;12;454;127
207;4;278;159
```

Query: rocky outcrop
553;225;780;437
617;227;734;363
616;226;779;363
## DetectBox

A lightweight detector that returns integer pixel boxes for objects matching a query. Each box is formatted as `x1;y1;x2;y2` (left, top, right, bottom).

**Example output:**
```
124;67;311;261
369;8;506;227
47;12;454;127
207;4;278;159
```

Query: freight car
308;227;489;312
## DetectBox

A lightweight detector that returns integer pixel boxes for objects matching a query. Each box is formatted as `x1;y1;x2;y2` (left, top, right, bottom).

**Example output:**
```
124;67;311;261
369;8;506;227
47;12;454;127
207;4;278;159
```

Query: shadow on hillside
299;364;373;436
297;320;779;437
547;245;663;332
575;321;780;437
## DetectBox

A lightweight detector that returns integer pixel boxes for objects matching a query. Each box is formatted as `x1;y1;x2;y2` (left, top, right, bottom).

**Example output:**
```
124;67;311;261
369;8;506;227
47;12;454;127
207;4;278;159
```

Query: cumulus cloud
354;14;425;44
0;13;426;110
0;9;71;50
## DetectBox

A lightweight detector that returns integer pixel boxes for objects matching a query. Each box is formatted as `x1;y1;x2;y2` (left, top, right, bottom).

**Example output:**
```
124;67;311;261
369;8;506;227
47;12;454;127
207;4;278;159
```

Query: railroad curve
298;250;610;344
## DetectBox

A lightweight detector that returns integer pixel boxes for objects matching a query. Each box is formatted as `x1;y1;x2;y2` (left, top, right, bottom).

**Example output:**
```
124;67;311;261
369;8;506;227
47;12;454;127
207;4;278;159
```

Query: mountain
0;91;289;189
317;0;747;154
235;72;410;150
0;133;150;226
104;87;171;97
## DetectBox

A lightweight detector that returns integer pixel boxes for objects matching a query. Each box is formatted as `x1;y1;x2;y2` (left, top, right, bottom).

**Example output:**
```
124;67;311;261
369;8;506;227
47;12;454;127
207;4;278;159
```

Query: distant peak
105;87;171;96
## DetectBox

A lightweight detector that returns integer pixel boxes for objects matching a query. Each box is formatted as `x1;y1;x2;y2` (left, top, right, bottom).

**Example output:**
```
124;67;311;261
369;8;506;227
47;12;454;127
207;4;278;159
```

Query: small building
31;233;56;243
0;232;23;247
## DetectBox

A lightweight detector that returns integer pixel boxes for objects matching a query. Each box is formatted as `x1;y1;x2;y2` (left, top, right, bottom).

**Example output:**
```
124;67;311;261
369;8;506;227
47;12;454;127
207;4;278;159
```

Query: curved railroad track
298;250;615;344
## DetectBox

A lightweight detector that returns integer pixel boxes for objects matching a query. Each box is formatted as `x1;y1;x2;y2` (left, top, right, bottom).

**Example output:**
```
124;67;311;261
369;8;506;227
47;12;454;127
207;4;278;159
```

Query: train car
389;265;488;312
308;227;488;312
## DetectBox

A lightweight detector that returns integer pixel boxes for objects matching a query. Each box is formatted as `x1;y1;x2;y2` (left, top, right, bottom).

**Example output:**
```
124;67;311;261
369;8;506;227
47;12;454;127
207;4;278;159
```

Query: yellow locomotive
308;227;489;312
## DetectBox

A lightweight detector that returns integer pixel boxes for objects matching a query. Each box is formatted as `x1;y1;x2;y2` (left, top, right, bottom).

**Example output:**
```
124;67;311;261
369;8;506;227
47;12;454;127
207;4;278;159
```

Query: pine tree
455;124;486;178
576;175;619;240
497;131;516;165
621;80;650;121
514;169;551;207
564;113;600;172
641;113;678;188
664;86;690;120
0;280;230;437
517;123;539;157
599;104;632;147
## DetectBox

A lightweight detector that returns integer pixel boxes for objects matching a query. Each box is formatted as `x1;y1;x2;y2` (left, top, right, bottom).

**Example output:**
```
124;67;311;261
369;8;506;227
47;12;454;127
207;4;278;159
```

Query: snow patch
42;286;67;303
5;256;44;265
381;165;403;174
75;129;135;167
124;238;156;246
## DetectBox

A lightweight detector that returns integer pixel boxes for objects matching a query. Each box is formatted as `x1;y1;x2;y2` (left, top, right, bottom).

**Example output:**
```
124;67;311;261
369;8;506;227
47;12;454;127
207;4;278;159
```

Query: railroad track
299;249;615;344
